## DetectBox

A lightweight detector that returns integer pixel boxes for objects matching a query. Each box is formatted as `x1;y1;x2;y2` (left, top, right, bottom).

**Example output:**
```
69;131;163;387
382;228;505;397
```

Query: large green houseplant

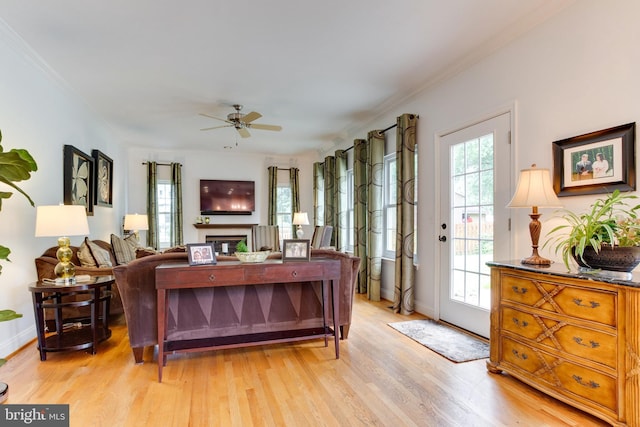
0;129;38;366
544;190;640;271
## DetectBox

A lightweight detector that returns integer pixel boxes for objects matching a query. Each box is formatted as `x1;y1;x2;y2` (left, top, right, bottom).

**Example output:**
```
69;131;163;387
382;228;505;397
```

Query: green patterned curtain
267;166;278;225
367;130;385;301
146;161;159;249
393;113;418;314
290;167;300;236
335;150;348;252
353;139;368;294
170;162;183;246
323;156;336;245
313;162;325;226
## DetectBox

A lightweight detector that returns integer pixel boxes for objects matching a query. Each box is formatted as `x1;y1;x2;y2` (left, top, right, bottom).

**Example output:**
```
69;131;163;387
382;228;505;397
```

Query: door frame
432;102;518;322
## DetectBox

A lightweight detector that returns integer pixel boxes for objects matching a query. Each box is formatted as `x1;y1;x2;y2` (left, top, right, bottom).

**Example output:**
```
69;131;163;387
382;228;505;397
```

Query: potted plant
0;128;37;403
544;189;640;271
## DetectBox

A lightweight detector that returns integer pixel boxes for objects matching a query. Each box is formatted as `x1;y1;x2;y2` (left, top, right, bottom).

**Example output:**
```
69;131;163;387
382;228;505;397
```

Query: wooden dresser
486;261;640;426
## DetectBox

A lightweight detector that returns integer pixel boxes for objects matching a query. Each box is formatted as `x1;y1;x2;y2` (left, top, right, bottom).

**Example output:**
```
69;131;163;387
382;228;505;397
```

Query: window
383;154;397;259
346;169;354;252
276;184;293;240
157;180;172;249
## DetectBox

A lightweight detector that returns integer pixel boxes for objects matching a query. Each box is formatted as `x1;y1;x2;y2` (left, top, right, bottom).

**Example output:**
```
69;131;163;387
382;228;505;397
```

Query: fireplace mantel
193;223;257;229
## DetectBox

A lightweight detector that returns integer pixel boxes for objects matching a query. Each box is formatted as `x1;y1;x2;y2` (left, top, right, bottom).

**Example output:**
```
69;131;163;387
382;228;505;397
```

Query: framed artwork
187;243;217;266
552;122;636;196
92;150;113;207
282;239;311;262
63;145;94;215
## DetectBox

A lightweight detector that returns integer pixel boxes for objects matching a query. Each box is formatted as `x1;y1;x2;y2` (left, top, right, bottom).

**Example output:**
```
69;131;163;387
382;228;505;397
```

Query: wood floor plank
0;294;608;426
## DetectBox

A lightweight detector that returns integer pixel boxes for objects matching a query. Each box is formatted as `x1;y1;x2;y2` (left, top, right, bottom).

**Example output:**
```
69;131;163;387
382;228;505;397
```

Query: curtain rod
342;122;398;153
381;123;397;134
342;115;420;152
141;162;182;166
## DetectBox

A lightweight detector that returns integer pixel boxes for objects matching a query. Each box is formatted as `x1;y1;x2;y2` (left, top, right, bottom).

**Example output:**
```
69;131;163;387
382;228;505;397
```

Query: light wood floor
2;294;607;426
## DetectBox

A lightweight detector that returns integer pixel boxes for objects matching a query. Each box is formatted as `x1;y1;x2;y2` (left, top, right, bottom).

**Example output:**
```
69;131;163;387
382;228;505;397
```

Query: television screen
200;180;255;215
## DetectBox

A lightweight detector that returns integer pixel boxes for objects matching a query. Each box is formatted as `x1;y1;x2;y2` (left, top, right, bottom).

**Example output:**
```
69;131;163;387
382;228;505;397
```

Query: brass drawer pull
573;337;600;348
209;274;216;281
512;317;528;328
572;298;600;309
572;374;600;389
512;286;528;294
512;349;528;360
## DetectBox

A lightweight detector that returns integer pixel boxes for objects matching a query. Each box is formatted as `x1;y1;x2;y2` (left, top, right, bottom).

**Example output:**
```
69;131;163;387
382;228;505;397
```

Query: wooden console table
487;261;640;426
155;259;341;382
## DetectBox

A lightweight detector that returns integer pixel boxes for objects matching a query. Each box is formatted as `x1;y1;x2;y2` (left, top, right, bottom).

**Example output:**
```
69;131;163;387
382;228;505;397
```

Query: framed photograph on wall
552;122;636;196
187;243;217;266
63;145;94;215
282;239;311;262
92;150;113;207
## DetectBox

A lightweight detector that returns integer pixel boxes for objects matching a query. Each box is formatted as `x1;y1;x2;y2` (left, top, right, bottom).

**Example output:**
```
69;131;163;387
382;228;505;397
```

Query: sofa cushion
111;234;142;265
77;239;97;267
79;237;113;268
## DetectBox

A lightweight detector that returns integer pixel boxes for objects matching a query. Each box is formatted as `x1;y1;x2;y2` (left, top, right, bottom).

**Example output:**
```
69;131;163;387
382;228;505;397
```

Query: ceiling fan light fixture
199;103;282;139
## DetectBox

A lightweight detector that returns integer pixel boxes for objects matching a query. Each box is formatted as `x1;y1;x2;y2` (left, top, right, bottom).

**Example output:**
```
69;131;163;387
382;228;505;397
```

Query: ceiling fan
199;104;282;138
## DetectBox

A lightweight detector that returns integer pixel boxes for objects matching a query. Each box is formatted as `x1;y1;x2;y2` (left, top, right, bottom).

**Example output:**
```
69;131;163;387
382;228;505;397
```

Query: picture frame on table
187;243;217;266
92;149;113;207
282;239;311;262
552;122;636;197
63;144;94;215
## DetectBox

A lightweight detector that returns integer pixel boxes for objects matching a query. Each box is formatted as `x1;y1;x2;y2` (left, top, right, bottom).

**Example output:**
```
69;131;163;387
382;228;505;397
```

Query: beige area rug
388;319;489;363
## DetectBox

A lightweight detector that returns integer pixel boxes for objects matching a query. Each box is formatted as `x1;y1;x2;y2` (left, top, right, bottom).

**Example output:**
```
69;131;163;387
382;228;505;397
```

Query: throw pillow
85;238;113;268
111;234;141;265
136;247;158;258
163;245;186;253
77;239;97;267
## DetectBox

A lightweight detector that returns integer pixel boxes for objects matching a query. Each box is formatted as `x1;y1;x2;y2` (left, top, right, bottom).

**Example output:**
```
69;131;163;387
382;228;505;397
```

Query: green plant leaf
0;310;22;322
0;245;10;262
0;147;38;208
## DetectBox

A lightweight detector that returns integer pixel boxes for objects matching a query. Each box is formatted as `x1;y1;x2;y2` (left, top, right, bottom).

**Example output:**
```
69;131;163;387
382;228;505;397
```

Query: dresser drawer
501;274;616;326
501;336;617;412
501;307;617;368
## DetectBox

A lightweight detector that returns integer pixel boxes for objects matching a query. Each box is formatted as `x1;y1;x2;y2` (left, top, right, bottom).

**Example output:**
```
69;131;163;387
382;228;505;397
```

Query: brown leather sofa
113;249;360;364
34;240;124;318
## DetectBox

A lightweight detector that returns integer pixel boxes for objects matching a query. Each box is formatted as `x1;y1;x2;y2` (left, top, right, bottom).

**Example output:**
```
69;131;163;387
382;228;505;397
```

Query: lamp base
296;226;304;239
55;236;77;282
521;254;551;266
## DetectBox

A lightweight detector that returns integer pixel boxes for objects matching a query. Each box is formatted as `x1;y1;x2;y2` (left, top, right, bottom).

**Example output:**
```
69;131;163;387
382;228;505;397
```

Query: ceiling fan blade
199;113;231;124
237;127;251;138
200;124;233;131
248;123;282;132
242;111;262;123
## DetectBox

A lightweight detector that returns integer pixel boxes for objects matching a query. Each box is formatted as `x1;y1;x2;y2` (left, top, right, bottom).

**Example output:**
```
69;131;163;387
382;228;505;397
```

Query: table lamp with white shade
35;204;90;283
507;164;562;265
292;212;309;239
124;214;148;240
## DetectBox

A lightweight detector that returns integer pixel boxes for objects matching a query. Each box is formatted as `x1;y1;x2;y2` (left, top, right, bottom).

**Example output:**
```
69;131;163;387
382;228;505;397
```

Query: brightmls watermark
1;405;69;426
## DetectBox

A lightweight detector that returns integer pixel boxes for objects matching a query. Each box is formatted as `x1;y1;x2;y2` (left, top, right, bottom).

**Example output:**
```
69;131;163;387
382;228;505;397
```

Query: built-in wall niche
206;235;246;255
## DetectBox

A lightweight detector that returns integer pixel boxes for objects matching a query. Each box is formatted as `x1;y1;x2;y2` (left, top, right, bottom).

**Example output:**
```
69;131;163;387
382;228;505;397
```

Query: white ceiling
1;0;574;155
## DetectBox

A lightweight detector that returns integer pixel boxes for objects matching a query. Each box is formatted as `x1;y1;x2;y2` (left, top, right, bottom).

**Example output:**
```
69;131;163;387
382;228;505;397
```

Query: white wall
0;21;128;357
327;0;640;317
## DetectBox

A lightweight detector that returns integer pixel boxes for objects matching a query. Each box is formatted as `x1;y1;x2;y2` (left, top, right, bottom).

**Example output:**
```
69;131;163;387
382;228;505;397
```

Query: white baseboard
0;325;36;359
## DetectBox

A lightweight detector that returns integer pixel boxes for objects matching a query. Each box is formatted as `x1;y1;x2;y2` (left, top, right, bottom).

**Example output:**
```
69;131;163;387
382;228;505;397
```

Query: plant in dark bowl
543;190;640;271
